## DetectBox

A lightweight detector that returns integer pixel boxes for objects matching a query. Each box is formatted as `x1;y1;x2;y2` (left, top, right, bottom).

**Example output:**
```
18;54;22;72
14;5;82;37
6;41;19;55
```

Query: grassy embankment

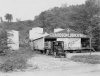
0;45;37;72
71;55;100;64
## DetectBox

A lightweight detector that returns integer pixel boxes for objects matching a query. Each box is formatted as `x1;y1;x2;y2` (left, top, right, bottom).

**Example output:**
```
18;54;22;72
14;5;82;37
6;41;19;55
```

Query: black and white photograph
0;0;100;76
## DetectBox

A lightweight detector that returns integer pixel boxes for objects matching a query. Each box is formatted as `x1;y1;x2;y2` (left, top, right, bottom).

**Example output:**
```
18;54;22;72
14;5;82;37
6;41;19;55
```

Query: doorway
81;38;90;48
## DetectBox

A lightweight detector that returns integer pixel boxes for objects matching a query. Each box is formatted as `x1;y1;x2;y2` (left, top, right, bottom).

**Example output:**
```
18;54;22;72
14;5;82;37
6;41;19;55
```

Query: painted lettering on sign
51;33;86;37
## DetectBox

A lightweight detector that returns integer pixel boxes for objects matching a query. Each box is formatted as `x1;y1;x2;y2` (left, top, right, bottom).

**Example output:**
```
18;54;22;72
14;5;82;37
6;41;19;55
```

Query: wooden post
90;37;92;55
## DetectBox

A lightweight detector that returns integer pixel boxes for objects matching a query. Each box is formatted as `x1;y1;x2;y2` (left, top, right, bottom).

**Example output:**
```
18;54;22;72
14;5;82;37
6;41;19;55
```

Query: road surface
1;54;100;76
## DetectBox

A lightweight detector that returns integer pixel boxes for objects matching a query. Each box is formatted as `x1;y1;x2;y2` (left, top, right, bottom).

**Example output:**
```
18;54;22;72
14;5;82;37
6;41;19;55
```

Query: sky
0;0;86;21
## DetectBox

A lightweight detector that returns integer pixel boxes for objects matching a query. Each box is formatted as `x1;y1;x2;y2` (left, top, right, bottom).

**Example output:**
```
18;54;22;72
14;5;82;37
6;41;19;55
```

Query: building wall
8;30;19;50
57;38;81;50
29;27;43;40
33;38;44;50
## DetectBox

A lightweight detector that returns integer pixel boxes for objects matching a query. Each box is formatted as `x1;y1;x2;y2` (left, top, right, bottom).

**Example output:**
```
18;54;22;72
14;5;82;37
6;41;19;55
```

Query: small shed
29;27;43;40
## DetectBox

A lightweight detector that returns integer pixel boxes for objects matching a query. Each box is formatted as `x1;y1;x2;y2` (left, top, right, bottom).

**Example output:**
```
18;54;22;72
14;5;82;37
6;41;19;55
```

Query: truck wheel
64;54;66;58
46;50;49;55
54;52;57;58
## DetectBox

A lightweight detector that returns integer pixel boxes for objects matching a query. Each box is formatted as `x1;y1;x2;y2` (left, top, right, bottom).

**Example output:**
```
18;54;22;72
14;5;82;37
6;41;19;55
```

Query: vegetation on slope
71;55;100;64
33;0;100;50
0;0;100;51
0;42;36;72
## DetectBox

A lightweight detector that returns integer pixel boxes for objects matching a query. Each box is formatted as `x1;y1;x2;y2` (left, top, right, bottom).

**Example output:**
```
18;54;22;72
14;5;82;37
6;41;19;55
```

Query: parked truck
45;41;66;57
32;37;91;53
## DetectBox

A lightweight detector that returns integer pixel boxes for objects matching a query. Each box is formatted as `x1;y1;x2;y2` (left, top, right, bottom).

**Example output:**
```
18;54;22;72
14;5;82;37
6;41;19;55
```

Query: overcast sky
0;0;86;21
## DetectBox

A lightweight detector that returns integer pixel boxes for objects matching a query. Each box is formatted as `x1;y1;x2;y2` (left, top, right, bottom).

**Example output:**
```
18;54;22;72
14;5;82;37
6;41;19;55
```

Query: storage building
31;28;91;52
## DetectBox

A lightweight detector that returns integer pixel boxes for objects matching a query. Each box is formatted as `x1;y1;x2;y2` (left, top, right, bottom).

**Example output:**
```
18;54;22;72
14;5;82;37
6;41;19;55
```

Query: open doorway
81;38;90;48
44;38;57;54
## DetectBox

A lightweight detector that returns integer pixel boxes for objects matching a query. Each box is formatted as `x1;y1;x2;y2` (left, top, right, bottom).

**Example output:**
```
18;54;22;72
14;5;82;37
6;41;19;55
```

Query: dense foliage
5;13;13;22
0;0;100;51
0;29;10;55
0;46;34;72
71;55;100;64
68;0;100;50
33;0;100;51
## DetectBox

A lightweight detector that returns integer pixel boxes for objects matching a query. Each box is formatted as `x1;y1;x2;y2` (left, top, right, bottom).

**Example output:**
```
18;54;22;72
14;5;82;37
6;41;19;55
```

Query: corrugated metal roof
46;28;88;38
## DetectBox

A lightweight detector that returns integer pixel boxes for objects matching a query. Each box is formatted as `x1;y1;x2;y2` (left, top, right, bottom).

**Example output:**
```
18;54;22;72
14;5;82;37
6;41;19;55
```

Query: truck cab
45;41;66;57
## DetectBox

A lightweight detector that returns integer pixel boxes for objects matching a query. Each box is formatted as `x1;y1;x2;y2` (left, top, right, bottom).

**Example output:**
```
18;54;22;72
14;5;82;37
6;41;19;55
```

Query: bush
0;57;29;72
0;40;35;72
0;45;35;72
71;55;100;64
0;29;11;56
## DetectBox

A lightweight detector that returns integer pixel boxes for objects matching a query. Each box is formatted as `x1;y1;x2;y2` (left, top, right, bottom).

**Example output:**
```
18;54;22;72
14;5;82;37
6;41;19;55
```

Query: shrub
0;29;11;56
71;55;100;64
0;45;35;72
0;57;28;72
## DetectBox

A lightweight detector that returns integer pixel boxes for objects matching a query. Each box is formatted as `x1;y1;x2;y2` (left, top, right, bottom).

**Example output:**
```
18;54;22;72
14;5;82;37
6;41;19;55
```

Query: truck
45;41;66;57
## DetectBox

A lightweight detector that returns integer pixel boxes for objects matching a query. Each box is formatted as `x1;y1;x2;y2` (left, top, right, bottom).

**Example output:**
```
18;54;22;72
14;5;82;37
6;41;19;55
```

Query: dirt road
1;54;100;76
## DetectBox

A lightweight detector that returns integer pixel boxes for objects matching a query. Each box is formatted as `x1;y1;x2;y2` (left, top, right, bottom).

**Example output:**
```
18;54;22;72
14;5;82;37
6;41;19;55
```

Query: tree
5;13;13;22
0;17;3;22
34;9;69;33
34;11;55;33
33;0;100;50
69;0;100;50
33;6;76;33
0;28;10;55
87;0;100;7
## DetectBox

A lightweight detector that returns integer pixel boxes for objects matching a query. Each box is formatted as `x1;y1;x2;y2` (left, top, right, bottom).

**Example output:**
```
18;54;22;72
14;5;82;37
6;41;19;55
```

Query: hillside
0;21;35;31
0;0;100;48
0;21;40;44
